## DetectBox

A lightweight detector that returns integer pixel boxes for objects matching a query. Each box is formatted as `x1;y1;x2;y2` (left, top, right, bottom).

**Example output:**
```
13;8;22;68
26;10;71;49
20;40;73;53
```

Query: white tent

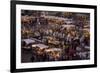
62;25;75;29
45;48;61;52
32;44;48;49
22;39;35;45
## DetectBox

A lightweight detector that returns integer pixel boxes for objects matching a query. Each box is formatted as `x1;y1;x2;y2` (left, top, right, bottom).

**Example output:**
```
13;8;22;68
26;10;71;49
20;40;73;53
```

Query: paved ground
21;49;32;63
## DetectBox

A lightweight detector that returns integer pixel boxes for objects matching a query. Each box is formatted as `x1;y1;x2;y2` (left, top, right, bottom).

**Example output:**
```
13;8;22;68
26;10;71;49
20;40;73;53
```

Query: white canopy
62;25;75;29
22;39;35;45
32;44;48;49
45;48;61;52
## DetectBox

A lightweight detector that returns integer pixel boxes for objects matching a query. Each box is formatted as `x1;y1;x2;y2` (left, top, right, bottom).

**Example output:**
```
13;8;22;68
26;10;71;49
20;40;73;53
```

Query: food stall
45;48;62;61
21;39;35;50
32;44;49;55
62;24;75;29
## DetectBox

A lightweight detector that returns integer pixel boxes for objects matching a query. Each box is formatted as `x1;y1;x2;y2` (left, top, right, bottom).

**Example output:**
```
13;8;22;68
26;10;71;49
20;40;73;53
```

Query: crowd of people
21;10;90;62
